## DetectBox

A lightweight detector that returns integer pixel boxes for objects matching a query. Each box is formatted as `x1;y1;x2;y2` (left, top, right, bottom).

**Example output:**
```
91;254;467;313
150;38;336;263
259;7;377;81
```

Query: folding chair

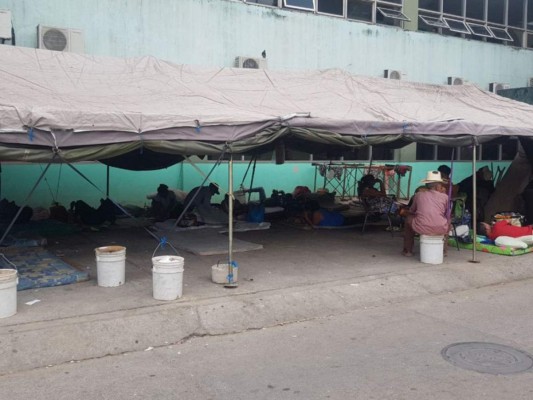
361;196;395;236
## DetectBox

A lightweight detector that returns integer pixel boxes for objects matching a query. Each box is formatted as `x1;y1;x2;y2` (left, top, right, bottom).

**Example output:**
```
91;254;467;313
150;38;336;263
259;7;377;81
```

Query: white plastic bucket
0;269;18;318
152;255;184;300
211;263;238;284
420;235;444;265
95;246;126;287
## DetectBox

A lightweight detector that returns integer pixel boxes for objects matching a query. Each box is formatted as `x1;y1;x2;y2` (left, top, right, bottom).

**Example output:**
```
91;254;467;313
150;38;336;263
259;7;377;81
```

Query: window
347;0;373;22
419;0;440;12
416;141;517;161
246;0;279;6
371;147;394;160
487;0;505;24
377;7;410;21
443;0;463;16
480;143;499;160
284;0;315;11
242;0;533;48
341;147;370;161
317;0;344;16
488;26;514;41
286;150;309;161
444;18;471;34
459;146;478;161
508;0;526;28
437;146;455;161
501;139;518;160
466;0;484;20
418;0;533;48
416;143;435;161
312;151;342;161
467;22;493;37
419;15;449;28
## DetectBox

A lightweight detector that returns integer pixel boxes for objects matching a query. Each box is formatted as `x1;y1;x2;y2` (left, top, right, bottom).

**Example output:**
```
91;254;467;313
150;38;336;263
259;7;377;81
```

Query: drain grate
442;342;533;375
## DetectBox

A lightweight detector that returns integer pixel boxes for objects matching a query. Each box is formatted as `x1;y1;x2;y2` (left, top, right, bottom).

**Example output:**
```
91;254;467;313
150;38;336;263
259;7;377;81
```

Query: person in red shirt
480;221;533;241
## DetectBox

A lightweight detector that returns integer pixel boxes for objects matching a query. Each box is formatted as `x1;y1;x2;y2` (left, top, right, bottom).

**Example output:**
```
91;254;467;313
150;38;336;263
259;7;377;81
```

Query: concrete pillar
403;0;418;32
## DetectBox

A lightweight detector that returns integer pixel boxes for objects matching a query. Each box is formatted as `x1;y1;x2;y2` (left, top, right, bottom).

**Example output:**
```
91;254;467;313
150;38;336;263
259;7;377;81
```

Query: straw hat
421;170;444;183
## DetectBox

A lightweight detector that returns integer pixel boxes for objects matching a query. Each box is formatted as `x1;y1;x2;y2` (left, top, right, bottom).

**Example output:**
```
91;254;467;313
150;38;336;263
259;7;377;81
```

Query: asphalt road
3;278;533;400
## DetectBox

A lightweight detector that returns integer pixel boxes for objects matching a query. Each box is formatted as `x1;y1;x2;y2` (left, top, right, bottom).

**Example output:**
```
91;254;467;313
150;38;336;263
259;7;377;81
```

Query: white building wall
1;0;532;89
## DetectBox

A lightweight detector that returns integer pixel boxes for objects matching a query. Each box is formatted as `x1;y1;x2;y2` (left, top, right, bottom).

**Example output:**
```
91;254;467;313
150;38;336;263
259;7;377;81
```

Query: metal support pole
225;154;237;287
470;140;479;263
106;165;110;197
0;162;52;246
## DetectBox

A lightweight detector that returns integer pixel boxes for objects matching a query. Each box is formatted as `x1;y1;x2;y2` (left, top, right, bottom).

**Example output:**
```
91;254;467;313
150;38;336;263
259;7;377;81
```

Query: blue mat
0;248;89;291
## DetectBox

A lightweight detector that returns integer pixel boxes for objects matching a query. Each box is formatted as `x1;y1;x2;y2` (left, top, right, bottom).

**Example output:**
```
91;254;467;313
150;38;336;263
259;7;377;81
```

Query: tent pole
172;150;227;230
106;165;110;197
248;156;257;203
0;162;52;246
470;140;479;263
226;153;237;287
64;161;163;242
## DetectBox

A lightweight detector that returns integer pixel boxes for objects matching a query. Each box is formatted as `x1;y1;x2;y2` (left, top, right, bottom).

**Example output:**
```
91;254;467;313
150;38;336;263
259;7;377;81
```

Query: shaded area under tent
2;46;533;266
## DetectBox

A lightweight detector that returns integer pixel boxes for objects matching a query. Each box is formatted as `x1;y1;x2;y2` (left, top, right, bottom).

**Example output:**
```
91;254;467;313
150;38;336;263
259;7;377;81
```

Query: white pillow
450;224;469;238
495;236;528;249
516;235;533;246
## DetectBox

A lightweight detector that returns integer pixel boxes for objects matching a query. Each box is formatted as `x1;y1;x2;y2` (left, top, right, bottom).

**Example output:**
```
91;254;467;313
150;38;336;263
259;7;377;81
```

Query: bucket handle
0;253;17;271
152;236;180;258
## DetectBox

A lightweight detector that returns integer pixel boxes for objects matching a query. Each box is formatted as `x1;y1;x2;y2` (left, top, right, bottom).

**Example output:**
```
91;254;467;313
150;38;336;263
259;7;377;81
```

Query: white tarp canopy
1;44;533;164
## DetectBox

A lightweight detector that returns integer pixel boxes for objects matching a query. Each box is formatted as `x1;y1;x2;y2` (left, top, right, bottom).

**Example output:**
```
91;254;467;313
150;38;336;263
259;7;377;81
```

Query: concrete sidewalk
1;222;532;375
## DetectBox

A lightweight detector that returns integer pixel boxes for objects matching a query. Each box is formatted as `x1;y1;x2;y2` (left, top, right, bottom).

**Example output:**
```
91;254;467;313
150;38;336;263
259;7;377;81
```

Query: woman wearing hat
402;171;449;257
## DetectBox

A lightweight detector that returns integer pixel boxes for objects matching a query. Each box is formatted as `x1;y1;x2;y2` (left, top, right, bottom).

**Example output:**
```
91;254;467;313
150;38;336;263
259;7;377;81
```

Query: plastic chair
361;195;395;236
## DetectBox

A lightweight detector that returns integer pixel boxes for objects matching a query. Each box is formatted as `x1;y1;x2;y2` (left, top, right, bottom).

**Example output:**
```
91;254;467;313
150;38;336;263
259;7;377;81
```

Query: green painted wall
2;160;509;209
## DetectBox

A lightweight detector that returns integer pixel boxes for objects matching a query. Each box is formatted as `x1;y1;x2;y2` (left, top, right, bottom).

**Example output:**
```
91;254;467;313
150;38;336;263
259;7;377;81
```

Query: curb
1;261;532;375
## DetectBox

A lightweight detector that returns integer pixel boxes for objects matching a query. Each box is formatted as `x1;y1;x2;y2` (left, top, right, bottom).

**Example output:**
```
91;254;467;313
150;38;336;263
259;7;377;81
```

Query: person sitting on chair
358;174;398;214
402;171;449;257
151;184;178;222
358;174;386;198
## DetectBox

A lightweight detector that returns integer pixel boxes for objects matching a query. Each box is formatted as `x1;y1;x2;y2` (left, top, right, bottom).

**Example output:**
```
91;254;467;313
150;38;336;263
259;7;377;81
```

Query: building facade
0;0;530;205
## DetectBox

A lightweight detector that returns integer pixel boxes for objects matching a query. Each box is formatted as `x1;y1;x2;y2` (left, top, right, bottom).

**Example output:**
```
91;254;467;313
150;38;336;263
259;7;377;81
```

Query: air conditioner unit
0;9;12;39
234;56;267;69
37;25;84;53
489;82;510;93
384;69;403;80
528;77;533;87
447;76;465;85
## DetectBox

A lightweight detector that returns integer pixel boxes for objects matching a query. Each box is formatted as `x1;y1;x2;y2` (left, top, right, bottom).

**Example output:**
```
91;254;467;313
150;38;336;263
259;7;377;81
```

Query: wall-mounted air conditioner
447;76;465;85
384;69;403;80
0;9;12;39
528;77;533;87
235;56;267;69
489;82;510;93
37;25;84;53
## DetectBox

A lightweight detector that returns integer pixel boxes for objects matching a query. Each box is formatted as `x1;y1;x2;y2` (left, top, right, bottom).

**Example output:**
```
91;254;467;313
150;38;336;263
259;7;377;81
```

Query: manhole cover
442;342;533;375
